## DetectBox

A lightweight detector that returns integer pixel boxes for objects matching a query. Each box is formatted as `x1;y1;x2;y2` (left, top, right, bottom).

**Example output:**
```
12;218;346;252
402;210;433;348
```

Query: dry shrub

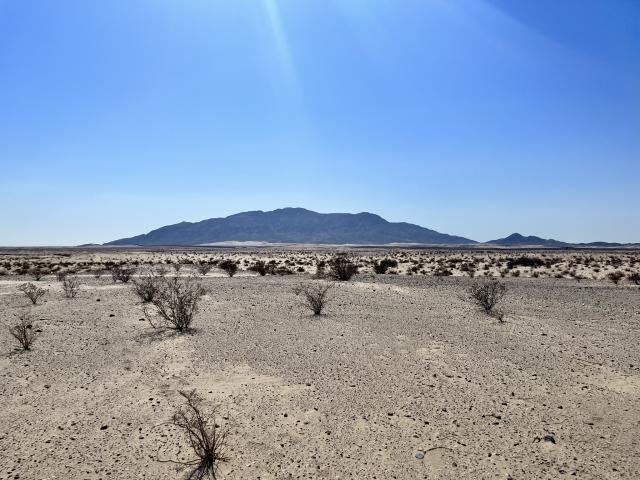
18;282;46;304
469;278;506;313
30;267;47;281
111;264;136;283
248;261;267;276
328;255;358;281
294;282;334;316
628;272;640;285
132;272;161;303
166;389;229;480
62;276;81;299
196;262;213;276
10;313;37;350
218;260;238;277
372;258;398;274
146;276;206;331
606;271;624;285
56;270;68;282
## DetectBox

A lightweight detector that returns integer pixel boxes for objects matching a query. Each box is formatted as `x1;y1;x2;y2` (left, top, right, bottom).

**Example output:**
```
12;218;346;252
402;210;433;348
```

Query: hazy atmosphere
1;0;639;245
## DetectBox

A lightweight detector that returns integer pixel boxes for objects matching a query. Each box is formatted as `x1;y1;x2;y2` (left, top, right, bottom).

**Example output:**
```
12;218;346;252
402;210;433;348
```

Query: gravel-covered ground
1;266;639;479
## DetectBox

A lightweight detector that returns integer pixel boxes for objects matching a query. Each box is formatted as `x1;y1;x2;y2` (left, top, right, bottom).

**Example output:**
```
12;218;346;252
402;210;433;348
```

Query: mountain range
105;208;636;247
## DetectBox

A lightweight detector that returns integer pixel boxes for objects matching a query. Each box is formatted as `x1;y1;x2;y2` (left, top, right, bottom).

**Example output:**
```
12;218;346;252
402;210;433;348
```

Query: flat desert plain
1;249;639;479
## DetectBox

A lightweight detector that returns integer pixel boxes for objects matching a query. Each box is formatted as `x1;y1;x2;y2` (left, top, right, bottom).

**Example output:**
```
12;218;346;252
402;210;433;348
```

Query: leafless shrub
606;271;624;285
56;270;68;282
314;260;326;279
218;260;238;277
62;275;81;298
172;262;183;273
30;267;47;281
146;276;206;331
9;313;37;350
111;264;136;283
18;282;46;304
196;262;213;276
155;265;169;277
328;255;358;281
132;272;161;303
248;261;267;276
293;282;334;316
163;389;229;480
628;272;640;285
469;278;506;313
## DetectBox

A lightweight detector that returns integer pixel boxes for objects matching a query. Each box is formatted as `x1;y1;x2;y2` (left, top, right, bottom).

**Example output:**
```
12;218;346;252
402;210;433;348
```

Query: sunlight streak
261;0;298;86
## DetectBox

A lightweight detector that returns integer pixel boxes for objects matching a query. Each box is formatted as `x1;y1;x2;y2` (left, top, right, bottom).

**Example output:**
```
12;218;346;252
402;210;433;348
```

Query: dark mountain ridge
106;208;475;246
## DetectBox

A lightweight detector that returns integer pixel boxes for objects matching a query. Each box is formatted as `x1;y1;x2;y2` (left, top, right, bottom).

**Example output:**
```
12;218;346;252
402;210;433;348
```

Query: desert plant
172;262;183;273
314;260;326;278
146;276;206;331
9;313;37;350
155;265;168;277
628;272;640;285
165;389;229;480
30;267;47;281
18;283;46;304
606;271;624;285
62;275;81;299
469;278;506;313
248;261;267;276
294;282;334;315
196;262;213;276
56;270;68;282
218;260;238;277
132;273;160;303
372;258;398;274
111;264;136;283
328;255;358;281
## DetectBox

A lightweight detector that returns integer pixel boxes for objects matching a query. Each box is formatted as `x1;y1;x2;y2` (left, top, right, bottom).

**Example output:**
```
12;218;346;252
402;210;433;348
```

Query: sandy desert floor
1;249;639;479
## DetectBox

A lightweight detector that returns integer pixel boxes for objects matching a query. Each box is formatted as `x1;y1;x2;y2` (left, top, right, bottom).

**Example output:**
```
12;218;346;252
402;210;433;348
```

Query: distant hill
486;233;568;247
106;208;476;246
486;233;638;248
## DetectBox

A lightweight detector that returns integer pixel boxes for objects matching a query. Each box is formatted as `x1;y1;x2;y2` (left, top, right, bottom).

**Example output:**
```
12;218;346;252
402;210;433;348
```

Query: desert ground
1;248;639;479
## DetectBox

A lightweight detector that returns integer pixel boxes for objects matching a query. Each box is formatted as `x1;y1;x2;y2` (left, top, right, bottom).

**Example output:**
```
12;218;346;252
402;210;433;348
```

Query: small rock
415;451;425;459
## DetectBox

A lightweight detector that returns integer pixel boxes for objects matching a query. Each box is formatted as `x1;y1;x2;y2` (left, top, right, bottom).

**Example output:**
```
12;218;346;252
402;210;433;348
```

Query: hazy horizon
1;0;639;245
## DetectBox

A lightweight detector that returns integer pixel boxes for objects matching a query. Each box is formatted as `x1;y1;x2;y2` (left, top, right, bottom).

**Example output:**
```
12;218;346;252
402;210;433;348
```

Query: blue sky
1;0;638;245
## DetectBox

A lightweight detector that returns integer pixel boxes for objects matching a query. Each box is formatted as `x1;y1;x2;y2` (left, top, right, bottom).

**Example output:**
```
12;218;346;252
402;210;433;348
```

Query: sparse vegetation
62;275;81;299
218;260;238;277
111;264;136;283
18;282;46;304
132;272;161;303
196;262;213;276
469;278;506;313
606;271;625;285
146;276;206;331
372;258;398;274
249;261;267;276
294;282;334;315
9;313;37;350
166;389;229;480
628;272;640;285
328;255;358;281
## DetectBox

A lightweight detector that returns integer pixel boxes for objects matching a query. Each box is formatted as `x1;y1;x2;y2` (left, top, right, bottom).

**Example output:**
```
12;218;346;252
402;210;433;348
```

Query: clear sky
1;0;638;245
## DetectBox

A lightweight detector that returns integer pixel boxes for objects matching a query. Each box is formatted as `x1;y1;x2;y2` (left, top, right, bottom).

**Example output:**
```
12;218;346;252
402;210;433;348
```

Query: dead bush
628;272;640;285
56;270;68;282
9;313;37;351
111;264;136;283
294;282;334;315
146;276;206;331
62;275;81;299
165;389;229;480
328;255;358;281
248;261;267;276
18;282;46;304
606;271;624;285
196;262;213;276
469;278;506;313
132;272;161;303
30;267;47;281
218;260;238;277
